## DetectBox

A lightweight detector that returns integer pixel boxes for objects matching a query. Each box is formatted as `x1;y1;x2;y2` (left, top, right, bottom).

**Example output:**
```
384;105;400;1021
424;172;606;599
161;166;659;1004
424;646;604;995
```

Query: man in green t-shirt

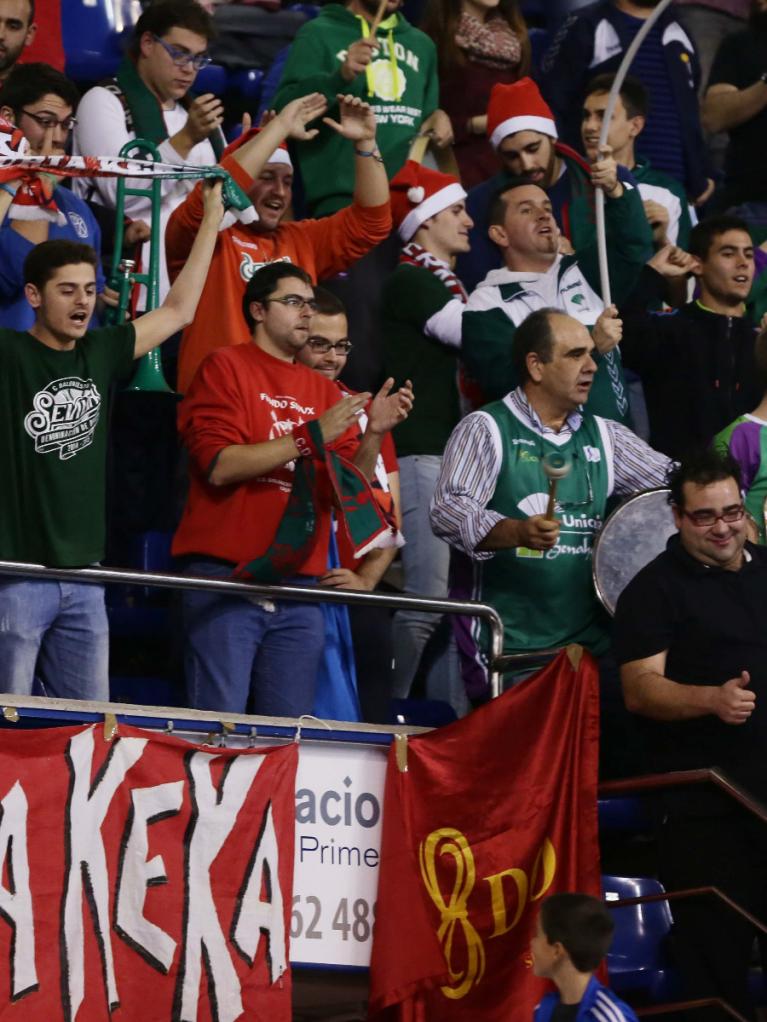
0;181;224;702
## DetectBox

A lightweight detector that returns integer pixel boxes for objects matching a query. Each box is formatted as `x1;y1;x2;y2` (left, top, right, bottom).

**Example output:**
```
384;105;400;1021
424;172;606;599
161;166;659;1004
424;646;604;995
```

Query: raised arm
323;94;388;210
132;180;224;358
229;93;327;180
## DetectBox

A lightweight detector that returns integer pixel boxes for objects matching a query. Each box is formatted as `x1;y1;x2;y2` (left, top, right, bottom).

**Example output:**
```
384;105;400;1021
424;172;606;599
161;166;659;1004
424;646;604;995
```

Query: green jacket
461;257;631;425
274;4;438;216
632;155;693;249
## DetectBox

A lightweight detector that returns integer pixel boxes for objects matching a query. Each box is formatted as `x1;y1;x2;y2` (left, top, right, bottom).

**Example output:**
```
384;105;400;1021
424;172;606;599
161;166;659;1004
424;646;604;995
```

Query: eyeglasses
21;109;77;132
680;505;746;528
263;294;319;313
152;34;212;70
306;338;353;354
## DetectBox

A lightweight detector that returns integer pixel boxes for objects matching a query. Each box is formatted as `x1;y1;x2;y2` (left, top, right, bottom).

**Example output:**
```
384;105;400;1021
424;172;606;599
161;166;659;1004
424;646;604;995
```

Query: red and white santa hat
389;160;466;243
222;127;292;167
486;78;557;151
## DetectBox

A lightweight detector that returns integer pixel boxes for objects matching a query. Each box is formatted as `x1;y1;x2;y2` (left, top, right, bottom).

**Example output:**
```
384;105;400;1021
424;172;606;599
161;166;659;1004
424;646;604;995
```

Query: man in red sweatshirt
173;261;411;717
166;92;392;393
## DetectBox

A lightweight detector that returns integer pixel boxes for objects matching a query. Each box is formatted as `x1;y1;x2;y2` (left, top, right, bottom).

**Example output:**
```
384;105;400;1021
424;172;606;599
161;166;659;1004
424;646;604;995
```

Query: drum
592;488;676;615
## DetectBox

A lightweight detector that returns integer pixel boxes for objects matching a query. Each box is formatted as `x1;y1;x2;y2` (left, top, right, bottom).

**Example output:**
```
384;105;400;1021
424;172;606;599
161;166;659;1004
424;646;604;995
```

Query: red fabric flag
0;723;297;1021
368;647;602;1021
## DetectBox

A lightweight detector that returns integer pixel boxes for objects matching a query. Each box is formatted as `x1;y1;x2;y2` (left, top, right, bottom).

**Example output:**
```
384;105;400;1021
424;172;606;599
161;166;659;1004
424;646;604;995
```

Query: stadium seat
603;874;678;999
390;698;457;728
62;0;136;83
598;796;651;832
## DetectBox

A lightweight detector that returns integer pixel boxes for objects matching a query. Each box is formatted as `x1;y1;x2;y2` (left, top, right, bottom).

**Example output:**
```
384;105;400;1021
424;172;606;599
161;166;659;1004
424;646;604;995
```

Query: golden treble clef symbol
419;828;486;1000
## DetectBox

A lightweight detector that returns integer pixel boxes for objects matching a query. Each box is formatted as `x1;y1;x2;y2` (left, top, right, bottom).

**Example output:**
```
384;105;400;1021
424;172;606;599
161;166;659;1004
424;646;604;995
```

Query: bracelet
354;146;384;163
0;182;18;198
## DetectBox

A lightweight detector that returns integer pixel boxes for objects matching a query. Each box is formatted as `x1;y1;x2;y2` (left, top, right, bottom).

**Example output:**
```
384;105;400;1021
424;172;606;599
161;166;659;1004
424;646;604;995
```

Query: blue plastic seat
390;698;457;728
598;796;651;832
603;874;679;1000
62;0;137;82
194;63;228;97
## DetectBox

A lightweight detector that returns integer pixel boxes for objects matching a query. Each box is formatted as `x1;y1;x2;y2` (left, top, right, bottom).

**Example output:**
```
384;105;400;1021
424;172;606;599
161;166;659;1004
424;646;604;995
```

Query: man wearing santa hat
380;160;474;713
456;78;652;295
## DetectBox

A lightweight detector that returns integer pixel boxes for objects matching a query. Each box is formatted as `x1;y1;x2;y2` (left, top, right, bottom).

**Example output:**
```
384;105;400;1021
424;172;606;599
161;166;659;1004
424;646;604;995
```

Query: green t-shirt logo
23;377;102;461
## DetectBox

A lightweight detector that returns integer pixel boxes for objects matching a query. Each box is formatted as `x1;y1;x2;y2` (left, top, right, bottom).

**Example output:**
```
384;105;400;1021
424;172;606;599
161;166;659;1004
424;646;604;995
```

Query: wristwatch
760;70;767;85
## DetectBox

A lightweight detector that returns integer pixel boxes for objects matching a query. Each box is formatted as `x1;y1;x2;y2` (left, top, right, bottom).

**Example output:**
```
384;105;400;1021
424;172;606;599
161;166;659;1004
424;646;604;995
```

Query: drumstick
542;453;571;521
369;0;389;37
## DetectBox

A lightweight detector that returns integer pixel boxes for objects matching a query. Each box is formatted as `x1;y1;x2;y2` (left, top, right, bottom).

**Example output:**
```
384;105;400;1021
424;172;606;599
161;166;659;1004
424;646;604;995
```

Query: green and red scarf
235;419;399;584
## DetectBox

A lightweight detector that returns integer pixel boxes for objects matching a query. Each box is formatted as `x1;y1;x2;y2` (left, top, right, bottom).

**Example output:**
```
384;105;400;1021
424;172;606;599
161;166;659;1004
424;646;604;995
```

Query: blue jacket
0;186;105;331
538;1;709;200
535;975;639;1022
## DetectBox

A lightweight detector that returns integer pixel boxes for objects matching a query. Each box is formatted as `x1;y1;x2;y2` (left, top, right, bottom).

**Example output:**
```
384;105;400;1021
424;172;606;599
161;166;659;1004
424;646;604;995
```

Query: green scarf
114;57;224;160
235;419;394;583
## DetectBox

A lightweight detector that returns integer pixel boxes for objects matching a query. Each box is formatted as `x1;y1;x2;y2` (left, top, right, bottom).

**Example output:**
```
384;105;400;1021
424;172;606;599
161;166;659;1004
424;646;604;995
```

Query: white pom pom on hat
390;161;467;243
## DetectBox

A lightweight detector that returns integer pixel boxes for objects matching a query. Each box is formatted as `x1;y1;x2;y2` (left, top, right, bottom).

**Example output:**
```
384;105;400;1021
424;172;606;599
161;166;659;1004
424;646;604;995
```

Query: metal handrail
637;998;749;1021
599;767;767;827
0;560;506;697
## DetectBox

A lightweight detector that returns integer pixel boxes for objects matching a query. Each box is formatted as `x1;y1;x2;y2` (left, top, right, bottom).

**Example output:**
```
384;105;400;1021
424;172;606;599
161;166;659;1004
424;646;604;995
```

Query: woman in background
422;0;530;188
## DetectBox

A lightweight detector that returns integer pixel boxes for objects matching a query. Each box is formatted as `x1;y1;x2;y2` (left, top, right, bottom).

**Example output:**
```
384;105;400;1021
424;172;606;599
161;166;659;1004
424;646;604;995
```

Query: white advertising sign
290;741;389;967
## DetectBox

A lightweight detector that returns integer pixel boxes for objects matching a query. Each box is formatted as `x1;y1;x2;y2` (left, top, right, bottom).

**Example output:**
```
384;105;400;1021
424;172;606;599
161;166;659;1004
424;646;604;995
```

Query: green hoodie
274;4;438;216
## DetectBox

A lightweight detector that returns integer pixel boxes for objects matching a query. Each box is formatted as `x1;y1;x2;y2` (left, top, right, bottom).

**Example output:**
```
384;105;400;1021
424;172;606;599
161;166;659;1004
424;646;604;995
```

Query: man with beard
615;449;767;1017
456;78;652;294
620;215;763;458
539;0;713;208
0;0;34;86
703;1;767;217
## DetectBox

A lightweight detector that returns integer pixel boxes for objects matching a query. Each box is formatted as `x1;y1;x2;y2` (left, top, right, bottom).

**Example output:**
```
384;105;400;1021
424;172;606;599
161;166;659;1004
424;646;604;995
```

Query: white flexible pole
595;0;675;305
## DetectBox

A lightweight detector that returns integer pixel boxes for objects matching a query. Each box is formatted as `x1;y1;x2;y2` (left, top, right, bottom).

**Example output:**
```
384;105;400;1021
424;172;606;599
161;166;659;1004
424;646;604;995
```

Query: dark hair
540;894;614;973
23;240;98;289
421;0;530;78
130;0;215;58
512;307;559;384
241;261;313;330
1;63;79;118
668;449;742;509
487;177;536;229
313;286;346;318
584;73;648;120
688;215;751;262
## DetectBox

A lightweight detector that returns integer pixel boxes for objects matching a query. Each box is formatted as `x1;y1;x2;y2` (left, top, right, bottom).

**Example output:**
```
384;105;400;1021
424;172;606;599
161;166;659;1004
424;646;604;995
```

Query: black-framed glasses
152;34;212;70
306;338;353;354
21;109;77;132
263;294;319;313
680;505;745;528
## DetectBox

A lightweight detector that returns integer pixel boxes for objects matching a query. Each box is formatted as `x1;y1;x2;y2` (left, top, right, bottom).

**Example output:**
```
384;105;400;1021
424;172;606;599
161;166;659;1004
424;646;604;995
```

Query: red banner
368;647;602;1021
0;723;297;1021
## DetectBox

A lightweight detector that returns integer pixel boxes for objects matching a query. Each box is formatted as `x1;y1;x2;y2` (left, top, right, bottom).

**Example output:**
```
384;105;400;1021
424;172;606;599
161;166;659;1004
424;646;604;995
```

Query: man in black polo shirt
614;449;767;1019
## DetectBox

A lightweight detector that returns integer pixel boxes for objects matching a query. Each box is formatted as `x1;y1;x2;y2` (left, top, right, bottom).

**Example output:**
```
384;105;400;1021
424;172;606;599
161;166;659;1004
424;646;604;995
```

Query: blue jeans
0;579;109;700
181;560;323;717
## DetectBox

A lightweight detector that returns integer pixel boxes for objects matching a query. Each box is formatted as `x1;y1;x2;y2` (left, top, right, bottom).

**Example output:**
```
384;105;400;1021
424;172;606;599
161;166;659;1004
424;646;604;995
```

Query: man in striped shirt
430;307;669;684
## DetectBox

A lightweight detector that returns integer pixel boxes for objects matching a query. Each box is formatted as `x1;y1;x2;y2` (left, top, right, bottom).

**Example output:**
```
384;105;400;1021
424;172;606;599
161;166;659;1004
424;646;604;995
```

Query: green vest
477;399;612;657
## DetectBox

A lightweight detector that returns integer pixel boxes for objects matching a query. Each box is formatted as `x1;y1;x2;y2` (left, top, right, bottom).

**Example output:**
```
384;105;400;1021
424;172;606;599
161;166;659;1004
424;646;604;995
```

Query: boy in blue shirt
532;893;638;1022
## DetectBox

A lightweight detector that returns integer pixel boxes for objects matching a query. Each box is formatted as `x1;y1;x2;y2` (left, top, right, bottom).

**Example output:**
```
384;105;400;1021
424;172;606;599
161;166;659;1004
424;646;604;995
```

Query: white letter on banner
231;801;286;983
62;730;147;1022
0;782;37;999
114;781;184;972
174;753;264;1022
